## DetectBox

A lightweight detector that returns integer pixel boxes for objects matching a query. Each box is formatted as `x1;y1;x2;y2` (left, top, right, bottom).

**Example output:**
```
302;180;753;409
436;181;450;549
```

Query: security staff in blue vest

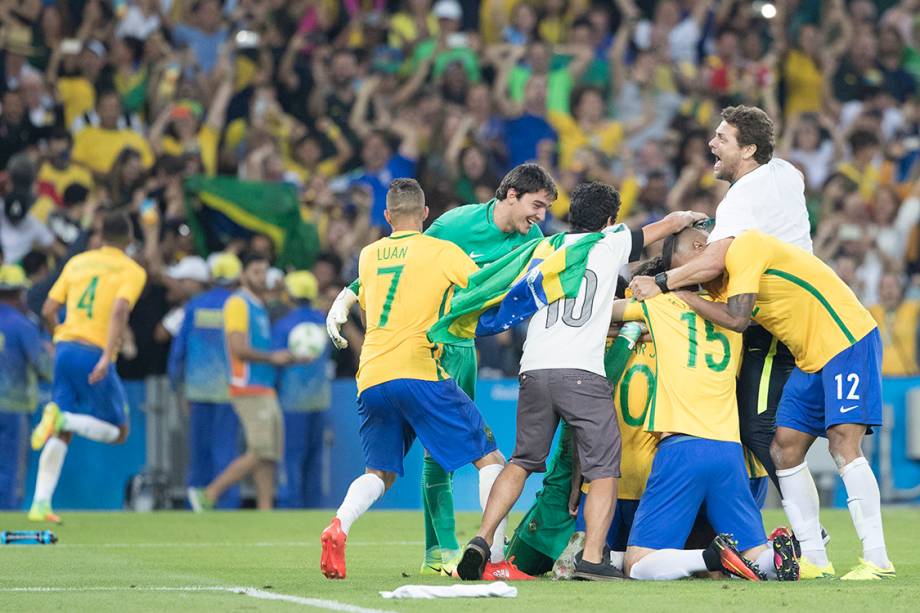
168;253;243;509
272;271;333;508
0;265;52;508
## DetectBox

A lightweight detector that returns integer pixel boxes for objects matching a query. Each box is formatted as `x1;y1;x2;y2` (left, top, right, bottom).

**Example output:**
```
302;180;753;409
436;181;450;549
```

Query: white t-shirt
708;157;813;252
0;205;55;264
520;225;642;377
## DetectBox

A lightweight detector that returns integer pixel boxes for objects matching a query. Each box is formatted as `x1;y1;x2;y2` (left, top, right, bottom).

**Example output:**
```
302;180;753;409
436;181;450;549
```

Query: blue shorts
776;329;883;438
576;496;638;552
750;477;768;509
628;436;766;552
53;341;129;427
357;378;497;477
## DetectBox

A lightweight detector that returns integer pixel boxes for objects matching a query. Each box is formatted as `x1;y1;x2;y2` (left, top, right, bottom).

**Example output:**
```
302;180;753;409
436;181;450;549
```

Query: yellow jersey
548;111;624;170
161;125;220;176
868;301;920;376
613;342;659;500
725;231;877;373
72;126;155;174
56;77;96;129
48;246;147;349
624;293;743;443
356;231;477;392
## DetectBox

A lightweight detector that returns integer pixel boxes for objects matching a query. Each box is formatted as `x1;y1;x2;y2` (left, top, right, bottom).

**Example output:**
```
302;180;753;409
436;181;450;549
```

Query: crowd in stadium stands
0;0;919;505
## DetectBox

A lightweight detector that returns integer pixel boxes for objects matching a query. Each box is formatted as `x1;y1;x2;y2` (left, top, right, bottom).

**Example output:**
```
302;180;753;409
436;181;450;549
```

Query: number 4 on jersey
76;276;100;319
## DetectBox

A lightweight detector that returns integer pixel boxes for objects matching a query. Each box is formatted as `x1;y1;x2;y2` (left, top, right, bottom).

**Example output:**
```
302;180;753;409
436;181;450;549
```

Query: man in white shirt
630;105;812;498
457;182;702;582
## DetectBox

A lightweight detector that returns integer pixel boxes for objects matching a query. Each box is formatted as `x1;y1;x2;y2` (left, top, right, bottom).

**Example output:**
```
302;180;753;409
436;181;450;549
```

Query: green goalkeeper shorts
440;342;477;400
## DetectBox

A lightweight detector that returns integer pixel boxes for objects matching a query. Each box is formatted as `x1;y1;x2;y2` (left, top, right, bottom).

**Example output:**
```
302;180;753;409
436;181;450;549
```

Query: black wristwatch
654;272;670;293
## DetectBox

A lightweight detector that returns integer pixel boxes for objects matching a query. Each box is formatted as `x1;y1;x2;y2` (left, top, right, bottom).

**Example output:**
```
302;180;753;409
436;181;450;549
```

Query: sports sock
61;412;119;443
609;550;625;571
478;463;507;563
628;550;707;580
34;437;67;503
839;457;891;569
335;473;385;535
421;456;459;561
755;548;778;580
777;462;828;567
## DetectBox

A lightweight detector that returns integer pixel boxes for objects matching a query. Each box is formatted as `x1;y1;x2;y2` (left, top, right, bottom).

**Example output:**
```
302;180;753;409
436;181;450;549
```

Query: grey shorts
511;369;621;481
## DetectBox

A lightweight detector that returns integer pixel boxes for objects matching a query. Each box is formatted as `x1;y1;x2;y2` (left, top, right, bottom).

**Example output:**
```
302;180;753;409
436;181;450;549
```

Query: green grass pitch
1;509;917;612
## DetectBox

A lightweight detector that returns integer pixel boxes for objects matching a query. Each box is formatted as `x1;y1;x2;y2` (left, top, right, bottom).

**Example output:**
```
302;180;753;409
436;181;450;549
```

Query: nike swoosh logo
840;405;859;413
469;252;484;259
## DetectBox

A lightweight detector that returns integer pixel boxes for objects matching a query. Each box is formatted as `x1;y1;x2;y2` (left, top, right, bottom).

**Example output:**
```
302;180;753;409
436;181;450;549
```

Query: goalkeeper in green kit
326;164;558;575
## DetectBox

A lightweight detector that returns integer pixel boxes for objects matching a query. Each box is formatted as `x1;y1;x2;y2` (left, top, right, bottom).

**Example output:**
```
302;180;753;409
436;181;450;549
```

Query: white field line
22;540;423;549
0;586;398;613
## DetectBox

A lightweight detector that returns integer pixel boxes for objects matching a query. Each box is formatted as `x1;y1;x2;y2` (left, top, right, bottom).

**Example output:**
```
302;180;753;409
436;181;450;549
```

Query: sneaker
709;534;765;581
841;558;896;581
573;548;628;581
798;557;835;580
27;500;61;524
31;402;62;451
552;531;586;580
186;487;214;512
769;527;800;581
320;518;347;579
440;550;463;577
457;536;490;581
482;557;535;581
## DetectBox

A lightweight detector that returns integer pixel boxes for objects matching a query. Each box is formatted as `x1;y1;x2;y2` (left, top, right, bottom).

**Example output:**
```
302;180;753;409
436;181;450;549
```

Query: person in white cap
168;253;246;509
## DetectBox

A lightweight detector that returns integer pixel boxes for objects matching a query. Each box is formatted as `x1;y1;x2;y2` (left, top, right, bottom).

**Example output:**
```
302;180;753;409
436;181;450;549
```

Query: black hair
569;85;605;115
633;255;666;277
21;251;48;277
241;252;270;270
569;181;620;233
63;184;89;207
615;275;628;300
495;163;558;202
849;129;880;153
101;210;132;245
314;251;344;278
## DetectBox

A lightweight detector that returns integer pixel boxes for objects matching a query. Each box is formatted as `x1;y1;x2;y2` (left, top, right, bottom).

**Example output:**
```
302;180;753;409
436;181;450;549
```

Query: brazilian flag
184;176;320;269
428;229;612;344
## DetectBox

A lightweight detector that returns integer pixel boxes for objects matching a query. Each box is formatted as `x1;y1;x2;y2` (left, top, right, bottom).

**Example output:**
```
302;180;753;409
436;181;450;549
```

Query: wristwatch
654;272;670;293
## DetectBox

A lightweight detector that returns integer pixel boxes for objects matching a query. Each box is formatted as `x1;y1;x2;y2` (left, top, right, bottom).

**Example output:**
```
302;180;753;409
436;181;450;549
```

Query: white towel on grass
380;581;517;599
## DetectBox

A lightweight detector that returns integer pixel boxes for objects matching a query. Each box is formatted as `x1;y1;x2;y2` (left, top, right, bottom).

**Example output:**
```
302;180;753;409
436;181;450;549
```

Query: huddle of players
323;107;895;582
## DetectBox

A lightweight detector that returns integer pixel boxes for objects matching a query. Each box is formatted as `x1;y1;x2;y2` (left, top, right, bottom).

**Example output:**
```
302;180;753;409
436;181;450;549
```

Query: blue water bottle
0;530;58;545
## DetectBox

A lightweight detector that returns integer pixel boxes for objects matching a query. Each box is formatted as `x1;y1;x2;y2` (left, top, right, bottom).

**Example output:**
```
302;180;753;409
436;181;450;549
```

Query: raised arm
640;210;708;246
675;290;755;333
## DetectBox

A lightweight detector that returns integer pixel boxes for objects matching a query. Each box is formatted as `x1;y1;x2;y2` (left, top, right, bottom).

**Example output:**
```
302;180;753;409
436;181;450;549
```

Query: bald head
385;178;426;223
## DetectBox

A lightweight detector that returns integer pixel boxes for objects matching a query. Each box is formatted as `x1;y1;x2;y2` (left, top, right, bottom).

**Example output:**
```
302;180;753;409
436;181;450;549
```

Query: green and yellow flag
184;176;319;269
428;230;612;344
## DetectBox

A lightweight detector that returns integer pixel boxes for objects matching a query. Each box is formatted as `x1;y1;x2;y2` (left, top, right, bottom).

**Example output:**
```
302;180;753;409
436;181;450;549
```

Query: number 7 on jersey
377;265;404;328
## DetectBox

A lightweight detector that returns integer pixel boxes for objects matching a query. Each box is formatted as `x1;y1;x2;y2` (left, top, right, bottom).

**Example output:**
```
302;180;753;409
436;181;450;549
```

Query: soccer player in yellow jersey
679;229;895;581
613;225;799;582
28;212;147;523
320;179;507;580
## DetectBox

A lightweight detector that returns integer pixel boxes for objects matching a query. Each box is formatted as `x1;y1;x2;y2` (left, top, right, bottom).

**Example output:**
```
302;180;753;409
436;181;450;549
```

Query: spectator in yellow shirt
869;272;920;376
549;85;633;169
71;91;154;176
